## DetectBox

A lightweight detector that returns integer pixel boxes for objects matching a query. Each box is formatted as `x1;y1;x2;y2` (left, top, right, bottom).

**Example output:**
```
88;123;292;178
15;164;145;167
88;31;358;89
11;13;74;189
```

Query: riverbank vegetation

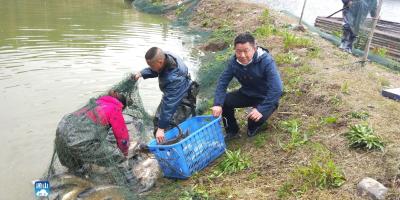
132;0;400;199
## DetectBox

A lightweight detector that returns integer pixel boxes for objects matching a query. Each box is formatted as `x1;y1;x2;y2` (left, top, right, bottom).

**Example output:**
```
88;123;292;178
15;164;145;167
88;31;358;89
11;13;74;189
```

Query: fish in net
42;74;162;200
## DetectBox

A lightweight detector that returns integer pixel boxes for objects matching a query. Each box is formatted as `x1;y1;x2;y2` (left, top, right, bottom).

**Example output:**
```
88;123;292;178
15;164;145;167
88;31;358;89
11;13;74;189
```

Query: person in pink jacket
55;90;132;180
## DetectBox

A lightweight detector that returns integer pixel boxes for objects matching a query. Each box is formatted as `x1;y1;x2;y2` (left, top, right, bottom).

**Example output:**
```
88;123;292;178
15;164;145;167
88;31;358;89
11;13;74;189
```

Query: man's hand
155;128;165;144
211;106;222;117
247;108;263;122
132;72;142;80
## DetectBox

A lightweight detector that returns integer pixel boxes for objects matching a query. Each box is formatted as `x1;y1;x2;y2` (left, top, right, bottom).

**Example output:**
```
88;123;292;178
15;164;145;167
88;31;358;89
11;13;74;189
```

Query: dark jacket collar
163;54;177;70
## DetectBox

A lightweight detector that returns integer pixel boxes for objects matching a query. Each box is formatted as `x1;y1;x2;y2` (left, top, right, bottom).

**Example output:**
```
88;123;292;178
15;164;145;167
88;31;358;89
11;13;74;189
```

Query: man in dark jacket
134;47;197;144
340;0;377;53
212;33;283;139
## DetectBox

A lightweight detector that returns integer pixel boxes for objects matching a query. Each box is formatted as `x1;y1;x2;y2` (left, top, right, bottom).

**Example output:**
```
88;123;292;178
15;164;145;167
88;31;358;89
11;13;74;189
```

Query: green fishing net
43;74;158;200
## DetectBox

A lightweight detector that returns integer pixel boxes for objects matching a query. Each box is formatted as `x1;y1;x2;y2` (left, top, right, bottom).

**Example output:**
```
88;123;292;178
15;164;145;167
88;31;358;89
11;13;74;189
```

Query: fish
132;157;161;193
159;127;190;145
76;185;127;200
61;187;90;200
49;174;93;191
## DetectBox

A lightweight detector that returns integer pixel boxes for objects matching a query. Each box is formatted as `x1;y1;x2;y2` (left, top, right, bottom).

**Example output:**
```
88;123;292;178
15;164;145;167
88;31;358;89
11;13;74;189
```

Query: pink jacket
79;96;130;156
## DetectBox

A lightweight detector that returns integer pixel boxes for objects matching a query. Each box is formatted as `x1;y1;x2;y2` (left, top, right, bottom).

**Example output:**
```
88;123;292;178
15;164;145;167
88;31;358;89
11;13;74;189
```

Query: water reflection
0;0;201;199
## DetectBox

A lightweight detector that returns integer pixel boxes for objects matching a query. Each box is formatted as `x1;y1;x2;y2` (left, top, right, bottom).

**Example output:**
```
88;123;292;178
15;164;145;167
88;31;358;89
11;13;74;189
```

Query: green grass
278;155;346;198
210;24;236;45
261;9;270;23
332;30;342;38
253;133;269;148
345;124;384;151
209;149;251;178
349;111;369;121
329;95;342;107
283;32;312;50
372;47;388;57
321;116;338;125
378;77;390;87
306;47;321;58
175;5;186;16
180;185;210;200
341;81;350;94
254;25;279;38
279;119;308;151
275;52;298;65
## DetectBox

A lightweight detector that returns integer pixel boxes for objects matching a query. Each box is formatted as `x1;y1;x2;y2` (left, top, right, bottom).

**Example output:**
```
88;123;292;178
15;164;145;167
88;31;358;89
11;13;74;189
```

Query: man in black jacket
211;33;283;139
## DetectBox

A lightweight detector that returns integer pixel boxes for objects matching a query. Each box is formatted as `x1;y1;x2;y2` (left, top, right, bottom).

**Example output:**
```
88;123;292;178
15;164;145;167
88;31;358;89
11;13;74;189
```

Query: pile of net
42;74;161;200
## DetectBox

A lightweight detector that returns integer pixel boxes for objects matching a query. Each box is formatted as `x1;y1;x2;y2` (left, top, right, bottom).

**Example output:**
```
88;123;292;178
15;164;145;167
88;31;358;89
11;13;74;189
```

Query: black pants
222;90;276;134
341;8;357;51
341;23;357;50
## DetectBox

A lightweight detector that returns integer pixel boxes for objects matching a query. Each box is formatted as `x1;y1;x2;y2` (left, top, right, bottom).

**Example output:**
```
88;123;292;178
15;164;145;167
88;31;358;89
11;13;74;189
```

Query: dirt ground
140;0;400;199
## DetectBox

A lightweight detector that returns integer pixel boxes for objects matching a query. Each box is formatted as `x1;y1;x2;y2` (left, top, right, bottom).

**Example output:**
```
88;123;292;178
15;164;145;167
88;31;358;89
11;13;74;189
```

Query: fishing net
42;74;162;200
130;0;200;26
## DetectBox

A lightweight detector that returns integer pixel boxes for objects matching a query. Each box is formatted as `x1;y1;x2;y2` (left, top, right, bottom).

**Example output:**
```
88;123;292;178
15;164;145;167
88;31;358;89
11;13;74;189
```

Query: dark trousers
341;8;357;51
222;90;276;134
341;23;357;50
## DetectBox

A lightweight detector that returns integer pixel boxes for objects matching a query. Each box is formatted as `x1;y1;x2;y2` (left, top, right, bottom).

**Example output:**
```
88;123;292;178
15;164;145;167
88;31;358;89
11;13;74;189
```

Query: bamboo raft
315;16;400;61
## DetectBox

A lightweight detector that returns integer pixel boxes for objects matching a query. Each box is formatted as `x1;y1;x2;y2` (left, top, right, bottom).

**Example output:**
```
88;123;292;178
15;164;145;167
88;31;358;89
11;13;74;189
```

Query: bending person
134;47;198;144
55;90;132;183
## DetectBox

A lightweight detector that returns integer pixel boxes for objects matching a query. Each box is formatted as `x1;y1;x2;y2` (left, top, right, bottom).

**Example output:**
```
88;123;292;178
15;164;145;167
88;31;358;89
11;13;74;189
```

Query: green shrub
345;124;384;151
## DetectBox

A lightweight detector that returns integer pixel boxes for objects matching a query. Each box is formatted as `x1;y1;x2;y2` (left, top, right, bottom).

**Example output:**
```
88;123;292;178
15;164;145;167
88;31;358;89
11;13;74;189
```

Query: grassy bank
134;0;400;199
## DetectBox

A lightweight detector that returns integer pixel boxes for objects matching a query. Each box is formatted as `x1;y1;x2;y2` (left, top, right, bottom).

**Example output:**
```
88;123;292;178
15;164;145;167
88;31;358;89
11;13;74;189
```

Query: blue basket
147;115;226;179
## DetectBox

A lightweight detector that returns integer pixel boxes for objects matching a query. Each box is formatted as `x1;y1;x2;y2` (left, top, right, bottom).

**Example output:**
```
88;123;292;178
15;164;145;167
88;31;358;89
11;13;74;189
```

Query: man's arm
213;63;234;107
140;68;158;79
256;59;283;115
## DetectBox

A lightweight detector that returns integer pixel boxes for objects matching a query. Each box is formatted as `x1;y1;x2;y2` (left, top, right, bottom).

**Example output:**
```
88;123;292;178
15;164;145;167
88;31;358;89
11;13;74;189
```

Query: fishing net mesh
43;74;157;200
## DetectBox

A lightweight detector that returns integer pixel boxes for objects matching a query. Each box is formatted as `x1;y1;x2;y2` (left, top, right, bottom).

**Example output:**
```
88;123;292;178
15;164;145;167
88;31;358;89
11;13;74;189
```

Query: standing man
211;33;283;139
134;47;198;144
340;0;377;53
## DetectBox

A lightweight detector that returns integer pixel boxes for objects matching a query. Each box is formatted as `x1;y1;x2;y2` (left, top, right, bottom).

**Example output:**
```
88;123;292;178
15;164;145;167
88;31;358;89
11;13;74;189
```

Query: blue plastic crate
147;115;226;179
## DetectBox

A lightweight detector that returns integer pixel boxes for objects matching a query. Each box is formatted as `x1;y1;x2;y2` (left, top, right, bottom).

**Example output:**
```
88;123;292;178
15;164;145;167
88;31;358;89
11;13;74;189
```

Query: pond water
0;0;201;199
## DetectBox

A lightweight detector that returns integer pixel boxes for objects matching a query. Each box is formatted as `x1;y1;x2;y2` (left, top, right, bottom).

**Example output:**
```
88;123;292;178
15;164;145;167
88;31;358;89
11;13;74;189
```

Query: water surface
0;0;201;199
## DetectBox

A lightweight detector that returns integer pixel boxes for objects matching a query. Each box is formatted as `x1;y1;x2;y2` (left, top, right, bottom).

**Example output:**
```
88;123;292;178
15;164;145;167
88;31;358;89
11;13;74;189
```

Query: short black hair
234;32;255;47
116;93;127;109
145;47;159;60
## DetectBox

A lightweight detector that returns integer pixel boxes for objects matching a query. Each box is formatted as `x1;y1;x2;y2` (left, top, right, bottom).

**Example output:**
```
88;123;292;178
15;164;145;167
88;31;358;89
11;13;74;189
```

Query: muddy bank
132;0;400;199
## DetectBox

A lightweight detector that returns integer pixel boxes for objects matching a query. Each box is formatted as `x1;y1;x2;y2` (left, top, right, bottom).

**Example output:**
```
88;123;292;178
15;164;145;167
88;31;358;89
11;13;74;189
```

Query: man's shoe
247;127;261;137
224;132;240;141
